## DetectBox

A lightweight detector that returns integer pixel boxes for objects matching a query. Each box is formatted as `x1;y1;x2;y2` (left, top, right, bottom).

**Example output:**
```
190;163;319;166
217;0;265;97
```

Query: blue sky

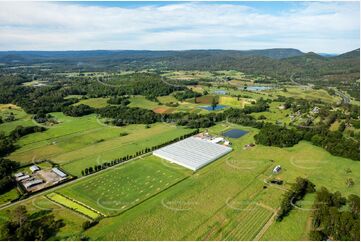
0;1;359;53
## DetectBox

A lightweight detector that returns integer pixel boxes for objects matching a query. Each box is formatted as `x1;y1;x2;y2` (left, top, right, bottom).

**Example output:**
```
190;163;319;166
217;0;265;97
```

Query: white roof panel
153;137;232;171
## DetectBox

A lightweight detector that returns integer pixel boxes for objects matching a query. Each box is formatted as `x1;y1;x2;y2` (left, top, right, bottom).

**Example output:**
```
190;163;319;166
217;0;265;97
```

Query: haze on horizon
0;1;359;54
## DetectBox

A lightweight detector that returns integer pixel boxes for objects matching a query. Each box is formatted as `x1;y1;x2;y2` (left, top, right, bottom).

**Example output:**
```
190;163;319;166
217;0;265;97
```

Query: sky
0;1;359;53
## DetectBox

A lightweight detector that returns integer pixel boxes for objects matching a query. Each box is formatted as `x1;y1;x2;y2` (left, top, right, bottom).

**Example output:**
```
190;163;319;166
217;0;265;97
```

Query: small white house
273;165;282;174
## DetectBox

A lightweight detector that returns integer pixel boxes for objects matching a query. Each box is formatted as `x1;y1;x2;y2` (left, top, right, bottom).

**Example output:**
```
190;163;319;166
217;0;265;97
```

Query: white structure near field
153;136;232;171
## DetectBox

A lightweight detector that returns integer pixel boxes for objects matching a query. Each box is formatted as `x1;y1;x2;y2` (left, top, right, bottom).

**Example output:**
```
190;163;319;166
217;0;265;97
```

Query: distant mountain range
0;48;357;63
0;48;359;99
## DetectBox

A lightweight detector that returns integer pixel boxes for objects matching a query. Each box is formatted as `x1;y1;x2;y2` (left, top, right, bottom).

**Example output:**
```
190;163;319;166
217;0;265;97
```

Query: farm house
153;136;232;171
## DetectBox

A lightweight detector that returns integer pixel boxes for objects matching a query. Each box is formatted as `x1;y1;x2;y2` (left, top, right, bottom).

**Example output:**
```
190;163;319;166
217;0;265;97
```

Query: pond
223;129;248;138
213;90;227;95
199;105;226;111
244;86;273;91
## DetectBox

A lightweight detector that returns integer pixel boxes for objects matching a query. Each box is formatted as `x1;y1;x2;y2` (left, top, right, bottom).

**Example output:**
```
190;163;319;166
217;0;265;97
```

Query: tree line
309;187;359;241
276;177;316;221
80;130;199;176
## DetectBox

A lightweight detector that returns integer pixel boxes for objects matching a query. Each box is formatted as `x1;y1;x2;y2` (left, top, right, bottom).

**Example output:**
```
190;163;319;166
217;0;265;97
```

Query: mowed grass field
58;156;191;216
73;98;110;108
251;101;292;125
7;112;194;176
47;193;102;219
81;123;359;240
268;87;341;104
218;96;253;108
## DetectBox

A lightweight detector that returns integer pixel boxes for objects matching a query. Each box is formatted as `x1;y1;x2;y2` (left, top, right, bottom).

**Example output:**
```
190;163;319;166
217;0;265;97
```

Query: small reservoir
200;105;226;111
223;129;248;138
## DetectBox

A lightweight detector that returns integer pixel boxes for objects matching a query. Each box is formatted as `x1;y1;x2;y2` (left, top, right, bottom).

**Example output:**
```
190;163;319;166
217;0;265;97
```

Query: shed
29;165;40;173
273;165;282;174
14;172;24;178
52;167;67;178
23;179;43;189
16;175;30;181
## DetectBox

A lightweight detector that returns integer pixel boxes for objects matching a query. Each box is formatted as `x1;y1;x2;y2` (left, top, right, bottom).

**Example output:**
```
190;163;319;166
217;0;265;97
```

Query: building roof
52;167;67;178
29;165;40;172
23;179;43;189
153;137;232;171
16;175;30;181
14;172;24;178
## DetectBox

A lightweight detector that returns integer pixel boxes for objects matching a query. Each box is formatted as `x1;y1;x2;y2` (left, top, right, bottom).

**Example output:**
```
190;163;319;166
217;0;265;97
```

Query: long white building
153;136;232;171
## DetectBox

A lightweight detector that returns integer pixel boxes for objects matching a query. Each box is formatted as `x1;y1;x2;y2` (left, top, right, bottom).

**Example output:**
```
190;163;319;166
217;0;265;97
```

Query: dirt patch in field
0;104;21;110
194;95;219;104
153;107;174;114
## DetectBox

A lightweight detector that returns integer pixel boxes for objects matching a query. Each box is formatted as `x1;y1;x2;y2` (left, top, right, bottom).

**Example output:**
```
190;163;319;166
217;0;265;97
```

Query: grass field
157;95;178;104
7;112;194;176
261;193;315;240
0;188;19;206
59;156;191;216
251;101;292;125
47;193;102;219
268;87;341;104
0;104;35;135
0;195;88;240
81;123;358;240
219;96;253;108
128;95;160;109
73;98;110;108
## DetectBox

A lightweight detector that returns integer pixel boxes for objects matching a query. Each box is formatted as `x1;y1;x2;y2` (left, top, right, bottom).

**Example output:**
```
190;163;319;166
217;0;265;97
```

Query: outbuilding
29;165;40;173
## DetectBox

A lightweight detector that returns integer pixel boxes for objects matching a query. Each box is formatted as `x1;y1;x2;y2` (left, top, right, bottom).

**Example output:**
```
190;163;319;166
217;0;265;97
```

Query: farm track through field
183;162;274;240
253;208;279;240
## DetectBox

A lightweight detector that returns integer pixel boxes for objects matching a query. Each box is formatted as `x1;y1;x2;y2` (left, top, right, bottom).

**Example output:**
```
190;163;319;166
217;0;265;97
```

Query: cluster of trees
9;125;46;140
63;104;94;117
107;96;130;106
276;177;315;221
97;105;159;125
0;132;15;156
173;90;201;101
33;112;55;123
254;124;303;147
81;130;198;176
301;127;359;161
0;125;46;156
0;206;64;240
0;158;19;195
309;187;359;241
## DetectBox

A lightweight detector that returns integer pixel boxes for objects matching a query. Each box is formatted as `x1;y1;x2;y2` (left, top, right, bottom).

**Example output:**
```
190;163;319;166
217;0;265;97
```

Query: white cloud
0;1;359;53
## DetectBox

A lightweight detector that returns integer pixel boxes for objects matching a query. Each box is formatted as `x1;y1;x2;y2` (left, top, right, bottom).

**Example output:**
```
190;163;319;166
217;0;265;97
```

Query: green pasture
268;87;341;104
83;123;359;240
0;104;35;135
47;193;102;219
157;95;178;104
0;188;19;206
7;112;193;176
251;101;292;125
0;195;88;240
73;98;110;108
59;156;190;216
128;95;160;110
